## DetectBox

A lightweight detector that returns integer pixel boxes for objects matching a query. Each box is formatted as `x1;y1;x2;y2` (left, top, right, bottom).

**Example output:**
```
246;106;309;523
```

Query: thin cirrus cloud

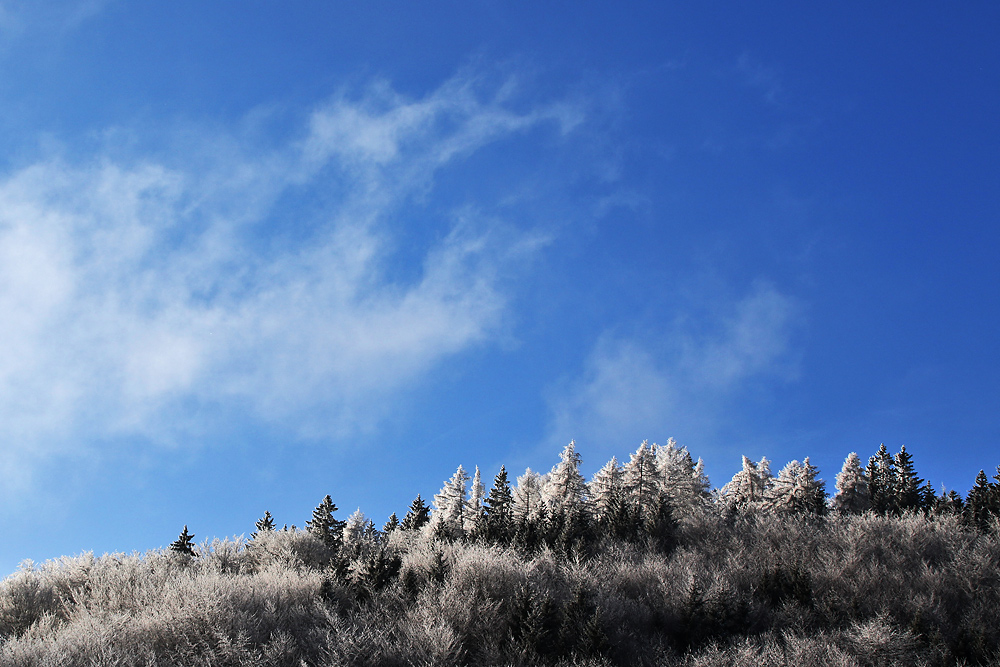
544;283;800;463
0;73;571;480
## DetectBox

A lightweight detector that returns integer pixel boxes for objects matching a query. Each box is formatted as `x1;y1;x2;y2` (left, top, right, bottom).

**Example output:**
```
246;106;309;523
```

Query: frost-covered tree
432;465;470;539
893;445;924;512
589;457;624;524
867;444;897;514
542;441;589;519
307;495;345;549
465;466;486;533
623;441;660;523
656;438;710;519
764;457;825;514
343;508;368;547
832;452;870;514
401;494;430;531
512;467;548;550
169;525;197;557
513;468;546;523
382;513;399;534
718;456;773;511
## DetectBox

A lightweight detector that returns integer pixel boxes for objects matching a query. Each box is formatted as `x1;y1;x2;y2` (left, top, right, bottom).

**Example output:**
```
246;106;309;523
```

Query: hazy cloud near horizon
543;283;801;465
0;74;570;484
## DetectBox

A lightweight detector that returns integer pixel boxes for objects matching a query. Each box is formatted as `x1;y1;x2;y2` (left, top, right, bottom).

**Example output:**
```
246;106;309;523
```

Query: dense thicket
2;440;999;666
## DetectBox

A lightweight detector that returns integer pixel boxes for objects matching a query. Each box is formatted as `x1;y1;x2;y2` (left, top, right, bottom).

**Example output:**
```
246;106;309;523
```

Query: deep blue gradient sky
0;2;998;574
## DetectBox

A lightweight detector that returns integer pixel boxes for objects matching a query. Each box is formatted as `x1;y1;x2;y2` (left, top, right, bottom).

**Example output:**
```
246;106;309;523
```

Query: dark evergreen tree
401;494;430;531
251;511;276;539
169;525;197;557
918;481;937;513
867;444;897;514
478;465;514;544
893;445;924;512
965;470;998;531
382;512;399;535
642;491;678;553
934;489;964;516
306;495;345;549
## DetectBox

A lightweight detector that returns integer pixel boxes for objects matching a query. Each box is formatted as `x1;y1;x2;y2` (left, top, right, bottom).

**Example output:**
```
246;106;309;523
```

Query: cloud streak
0;73;568;481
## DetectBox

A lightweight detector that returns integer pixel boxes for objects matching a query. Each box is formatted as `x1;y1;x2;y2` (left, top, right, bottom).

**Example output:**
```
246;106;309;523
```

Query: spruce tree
480;466;514;543
965;470;998;531
343;508;368;547
832;452;871;514
251;511;276;539
307;495;345;549
893;445;924;512
401;494;430;531
383;513;399;534
169;525;197;557
867;444;897;514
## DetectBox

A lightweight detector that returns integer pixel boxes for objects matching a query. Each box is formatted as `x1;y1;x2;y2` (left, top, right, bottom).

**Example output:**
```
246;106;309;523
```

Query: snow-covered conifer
383;513;399;534
432;465;471;538
512;468;545;523
656;438;709;519
465;466;486;532
542;441;588;518
343;508;368;546
589;457;623;523
718;456;772;511
623;441;660;523
765;459;804;512
832;452;870;514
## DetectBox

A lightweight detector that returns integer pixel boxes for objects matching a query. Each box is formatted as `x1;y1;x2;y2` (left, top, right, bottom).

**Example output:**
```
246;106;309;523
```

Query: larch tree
765;460;804;513
719;456;772;511
307;495;345;550
542;441;589;519
432;465;471;539
465;466;486;533
656;438;709;520
832;452;871;514
512;468;546;524
588;456;623;524
622;441;660;524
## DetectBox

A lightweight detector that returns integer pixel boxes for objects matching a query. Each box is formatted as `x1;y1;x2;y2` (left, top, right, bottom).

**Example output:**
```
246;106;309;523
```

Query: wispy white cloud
0;73;568;484
544;283;800;465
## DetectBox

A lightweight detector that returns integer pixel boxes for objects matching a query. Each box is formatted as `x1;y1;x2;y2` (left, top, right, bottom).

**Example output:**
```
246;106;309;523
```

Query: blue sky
0;1;998;574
